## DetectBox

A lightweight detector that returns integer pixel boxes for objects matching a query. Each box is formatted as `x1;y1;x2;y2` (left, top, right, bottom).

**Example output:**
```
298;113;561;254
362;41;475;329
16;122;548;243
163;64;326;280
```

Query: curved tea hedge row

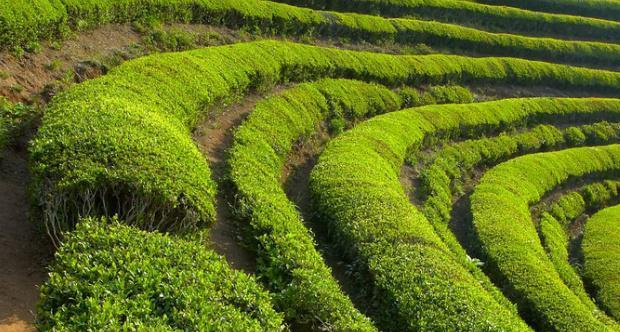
37;218;284;331
419;122;620;208
416;122;620;258
399;85;474;108
229;79;402;330
229;79;479;329
0;0;67;50
472;0;620;22
538;180;620;318
32;40;620;241
272;0;620;43
411;121;620;327
471;145;620;331
311;97;620;330
3;0;620;68
583;203;620;321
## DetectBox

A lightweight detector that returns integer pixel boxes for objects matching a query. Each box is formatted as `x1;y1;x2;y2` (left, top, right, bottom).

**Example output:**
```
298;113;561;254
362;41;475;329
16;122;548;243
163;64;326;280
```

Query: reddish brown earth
194;96;268;274
0;25;141;103
0;145;52;332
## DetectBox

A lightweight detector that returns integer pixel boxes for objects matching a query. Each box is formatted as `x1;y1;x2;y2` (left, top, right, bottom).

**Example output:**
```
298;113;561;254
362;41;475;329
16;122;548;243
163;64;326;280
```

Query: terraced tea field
1;0;620;331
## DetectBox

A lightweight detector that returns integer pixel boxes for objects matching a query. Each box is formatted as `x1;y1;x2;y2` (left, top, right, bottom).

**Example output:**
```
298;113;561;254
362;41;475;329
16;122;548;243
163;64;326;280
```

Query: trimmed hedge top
311;98;620;330
229;79;401;330
37;218;284;331
3;0;620;68
583;203;620;321
272;0;620;43
32;40;620;241
473;0;620;22
472;145;620;331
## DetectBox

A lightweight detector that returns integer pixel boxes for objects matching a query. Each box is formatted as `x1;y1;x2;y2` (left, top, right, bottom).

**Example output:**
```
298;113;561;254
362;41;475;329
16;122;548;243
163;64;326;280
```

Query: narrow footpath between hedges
0;146;52;332
195;91;288;274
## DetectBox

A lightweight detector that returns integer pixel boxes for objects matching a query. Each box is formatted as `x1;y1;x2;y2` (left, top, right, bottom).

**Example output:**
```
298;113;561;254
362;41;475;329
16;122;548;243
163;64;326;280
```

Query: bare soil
194;91;294;274
0;144;53;332
194;97;261;274
0;25;141;103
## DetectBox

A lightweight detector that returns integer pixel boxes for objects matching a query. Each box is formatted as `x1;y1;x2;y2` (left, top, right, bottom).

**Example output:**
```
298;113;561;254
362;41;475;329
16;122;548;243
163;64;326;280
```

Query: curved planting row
472;0;620;22
418;122;620;215
272;0;620;43
471;145;620;331
13;0;620;330
310;97;620;331
33;40;620;241
583;204;620;321
228;79;402;330
3;0;620;68
410;121;620;328
37;217;284;331
399;85;474;107
537;180;620;319
228;79;479;329
416;122;620;258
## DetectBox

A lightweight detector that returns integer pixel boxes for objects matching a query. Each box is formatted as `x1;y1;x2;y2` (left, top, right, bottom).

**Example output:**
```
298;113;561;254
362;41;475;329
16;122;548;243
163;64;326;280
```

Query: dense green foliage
32;40;620;241
416;122;620;283
37;218;284;331
0;97;39;149
472;145;620;331
230;79;401;330
412;119;620;328
0;0;67;50
583;204;620;321
311;97;620;331
272;0;620;43
398;85;474;108
538;180;620;323
3;0;620;68
229;80;479;329
0;117;7;154
419;123;620;211
472;0;620;22
13;0;620;328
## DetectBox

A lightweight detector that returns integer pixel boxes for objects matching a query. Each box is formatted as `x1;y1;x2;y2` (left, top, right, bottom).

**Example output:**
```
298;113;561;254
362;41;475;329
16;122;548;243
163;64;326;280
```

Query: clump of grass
143;28;197;52
11;46;25;58
44;59;63;71
10;84;23;93
25;41;41;54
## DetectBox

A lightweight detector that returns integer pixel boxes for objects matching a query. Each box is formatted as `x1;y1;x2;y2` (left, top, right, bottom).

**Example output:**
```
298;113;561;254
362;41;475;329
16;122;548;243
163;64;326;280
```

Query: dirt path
195;94;276;274
0;145;52;332
282;133;373;314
